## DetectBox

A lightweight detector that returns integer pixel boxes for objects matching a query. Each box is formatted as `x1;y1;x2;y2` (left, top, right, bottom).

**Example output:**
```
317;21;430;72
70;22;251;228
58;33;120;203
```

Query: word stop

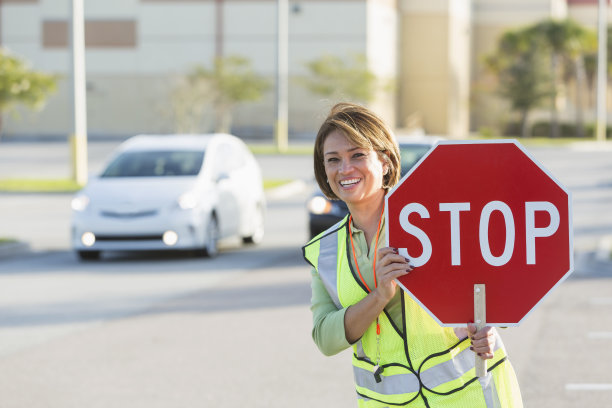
398;201;560;267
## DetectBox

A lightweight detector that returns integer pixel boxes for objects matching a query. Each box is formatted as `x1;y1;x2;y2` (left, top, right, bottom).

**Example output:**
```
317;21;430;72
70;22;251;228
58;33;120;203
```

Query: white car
71;134;265;260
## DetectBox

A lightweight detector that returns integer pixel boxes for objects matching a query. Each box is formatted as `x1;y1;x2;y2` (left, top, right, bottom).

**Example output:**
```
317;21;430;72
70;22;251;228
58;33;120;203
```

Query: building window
42;20;137;48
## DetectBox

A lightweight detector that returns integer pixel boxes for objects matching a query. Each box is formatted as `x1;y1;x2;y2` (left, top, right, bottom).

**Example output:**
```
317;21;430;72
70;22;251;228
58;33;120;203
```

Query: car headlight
178;191;199;210
71;195;90;212
162;230;179;246
81;232;96;247
308;196;332;215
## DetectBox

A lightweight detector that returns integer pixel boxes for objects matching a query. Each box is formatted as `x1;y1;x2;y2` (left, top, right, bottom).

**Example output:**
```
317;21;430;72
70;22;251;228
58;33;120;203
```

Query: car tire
202;215;219;258
77;250;100;261
242;204;265;245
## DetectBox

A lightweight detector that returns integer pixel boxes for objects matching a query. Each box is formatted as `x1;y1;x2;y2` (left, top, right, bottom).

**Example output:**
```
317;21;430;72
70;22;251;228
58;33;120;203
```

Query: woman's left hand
464;323;496;360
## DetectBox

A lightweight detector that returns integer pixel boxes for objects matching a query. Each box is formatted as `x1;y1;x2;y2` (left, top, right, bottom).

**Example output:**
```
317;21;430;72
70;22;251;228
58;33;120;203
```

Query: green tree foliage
484;30;553;138
485;19;594;138
0;48;58;134
170;69;214;133
300;54;383;103
528;19;595;138
171;55;270;133
585;25;612;94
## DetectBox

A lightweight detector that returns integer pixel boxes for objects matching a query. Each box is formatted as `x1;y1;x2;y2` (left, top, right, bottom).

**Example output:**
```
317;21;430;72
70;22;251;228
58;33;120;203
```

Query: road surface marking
566;384;612;391
590;297;612;306
587;332;612;340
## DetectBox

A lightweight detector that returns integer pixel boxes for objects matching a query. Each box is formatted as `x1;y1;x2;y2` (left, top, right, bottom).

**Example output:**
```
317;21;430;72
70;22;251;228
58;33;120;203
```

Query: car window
101;150;205;178
400;144;433;175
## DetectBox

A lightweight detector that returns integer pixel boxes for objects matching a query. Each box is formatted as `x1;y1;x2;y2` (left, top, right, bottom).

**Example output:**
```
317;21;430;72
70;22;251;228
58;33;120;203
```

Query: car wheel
77;250;100;261
243;204;264;245
203;215;219;258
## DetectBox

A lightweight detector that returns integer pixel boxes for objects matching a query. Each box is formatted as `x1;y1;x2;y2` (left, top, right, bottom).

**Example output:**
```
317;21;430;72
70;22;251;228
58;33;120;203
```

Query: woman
302;103;522;407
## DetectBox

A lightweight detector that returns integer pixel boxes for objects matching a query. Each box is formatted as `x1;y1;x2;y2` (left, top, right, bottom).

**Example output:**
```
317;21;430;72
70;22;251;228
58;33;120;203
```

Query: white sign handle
474;284;487;377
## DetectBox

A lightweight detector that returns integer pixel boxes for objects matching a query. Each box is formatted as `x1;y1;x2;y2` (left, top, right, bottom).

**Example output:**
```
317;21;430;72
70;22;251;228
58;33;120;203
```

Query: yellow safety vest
303;216;523;407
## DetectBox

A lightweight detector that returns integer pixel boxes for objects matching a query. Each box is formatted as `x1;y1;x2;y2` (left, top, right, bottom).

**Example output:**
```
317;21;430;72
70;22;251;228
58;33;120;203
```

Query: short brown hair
314;103;401;200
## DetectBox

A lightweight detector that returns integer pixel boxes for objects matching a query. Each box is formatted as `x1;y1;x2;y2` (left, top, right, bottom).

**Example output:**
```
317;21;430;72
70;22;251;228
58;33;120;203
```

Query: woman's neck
348;194;385;246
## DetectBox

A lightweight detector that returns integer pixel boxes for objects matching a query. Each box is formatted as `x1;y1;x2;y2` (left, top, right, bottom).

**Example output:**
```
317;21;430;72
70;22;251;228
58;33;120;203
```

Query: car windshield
400;144;433;175
101;150;205;178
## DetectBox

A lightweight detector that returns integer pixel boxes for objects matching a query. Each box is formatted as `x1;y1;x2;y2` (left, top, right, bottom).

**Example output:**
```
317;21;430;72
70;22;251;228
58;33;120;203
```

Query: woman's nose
339;159;354;173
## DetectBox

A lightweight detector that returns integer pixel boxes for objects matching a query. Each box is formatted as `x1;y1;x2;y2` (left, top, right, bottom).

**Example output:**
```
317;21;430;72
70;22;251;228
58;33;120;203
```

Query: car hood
82;177;202;211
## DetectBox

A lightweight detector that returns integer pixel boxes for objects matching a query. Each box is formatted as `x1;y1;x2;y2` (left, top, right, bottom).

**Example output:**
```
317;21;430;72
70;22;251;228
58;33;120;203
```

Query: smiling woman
313;104;400;204
302;103;523;408
321;130;389;220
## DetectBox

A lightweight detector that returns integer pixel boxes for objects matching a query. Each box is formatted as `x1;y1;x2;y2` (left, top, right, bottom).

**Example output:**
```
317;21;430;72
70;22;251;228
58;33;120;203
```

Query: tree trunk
214;105;232;134
550;54;560;138
520;109;530;138
574;55;586;138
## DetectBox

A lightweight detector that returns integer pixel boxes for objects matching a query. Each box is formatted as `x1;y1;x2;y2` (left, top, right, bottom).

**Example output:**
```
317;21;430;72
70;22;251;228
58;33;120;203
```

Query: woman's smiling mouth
340;178;361;187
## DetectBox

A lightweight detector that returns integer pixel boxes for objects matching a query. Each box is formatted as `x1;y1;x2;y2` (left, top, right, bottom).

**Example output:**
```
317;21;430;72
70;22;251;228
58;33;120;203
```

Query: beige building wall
568;0;612;28
9;0;608;140
1;0;398;139
366;0;398;128
447;0;471;138
399;0;471;138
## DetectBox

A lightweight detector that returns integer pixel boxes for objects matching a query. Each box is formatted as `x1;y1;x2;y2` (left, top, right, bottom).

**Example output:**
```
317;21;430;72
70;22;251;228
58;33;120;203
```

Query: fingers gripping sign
468;323;497;360
373;247;414;303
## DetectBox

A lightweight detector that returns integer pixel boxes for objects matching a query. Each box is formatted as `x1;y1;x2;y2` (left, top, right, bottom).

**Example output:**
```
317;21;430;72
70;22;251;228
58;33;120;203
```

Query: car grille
100;210;158;218
95;235;163;241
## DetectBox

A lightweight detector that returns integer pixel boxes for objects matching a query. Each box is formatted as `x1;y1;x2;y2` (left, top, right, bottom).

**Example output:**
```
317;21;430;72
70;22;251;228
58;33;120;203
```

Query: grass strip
0;178;83;193
0;178;293;193
248;144;313;155
471;135;599;146
263;179;294;190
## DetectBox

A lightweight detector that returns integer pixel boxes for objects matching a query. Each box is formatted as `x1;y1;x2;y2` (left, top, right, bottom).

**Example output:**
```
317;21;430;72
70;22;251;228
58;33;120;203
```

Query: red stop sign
385;140;572;326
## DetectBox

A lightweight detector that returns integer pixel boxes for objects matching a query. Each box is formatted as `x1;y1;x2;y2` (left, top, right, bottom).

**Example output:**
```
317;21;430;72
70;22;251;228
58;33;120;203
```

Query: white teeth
340;178;360;186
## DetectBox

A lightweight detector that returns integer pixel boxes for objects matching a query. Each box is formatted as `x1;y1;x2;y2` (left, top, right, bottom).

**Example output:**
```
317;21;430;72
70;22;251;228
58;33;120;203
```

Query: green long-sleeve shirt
310;217;404;356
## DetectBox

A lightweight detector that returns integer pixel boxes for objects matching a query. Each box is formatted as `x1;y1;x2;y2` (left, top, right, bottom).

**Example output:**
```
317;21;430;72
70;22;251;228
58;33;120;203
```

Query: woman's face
322;129;388;209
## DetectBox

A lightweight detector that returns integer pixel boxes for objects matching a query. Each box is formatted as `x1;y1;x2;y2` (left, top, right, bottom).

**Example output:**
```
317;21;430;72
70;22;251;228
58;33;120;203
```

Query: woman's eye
326;157;339;163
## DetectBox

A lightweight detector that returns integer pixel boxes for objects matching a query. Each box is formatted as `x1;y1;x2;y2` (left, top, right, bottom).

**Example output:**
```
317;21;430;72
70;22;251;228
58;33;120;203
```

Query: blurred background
3;0;612;141
0;1;611;407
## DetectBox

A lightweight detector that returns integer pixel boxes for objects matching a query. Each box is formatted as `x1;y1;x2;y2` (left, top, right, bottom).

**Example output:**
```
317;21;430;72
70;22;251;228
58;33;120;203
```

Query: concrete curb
569;141;612;152
0;241;31;260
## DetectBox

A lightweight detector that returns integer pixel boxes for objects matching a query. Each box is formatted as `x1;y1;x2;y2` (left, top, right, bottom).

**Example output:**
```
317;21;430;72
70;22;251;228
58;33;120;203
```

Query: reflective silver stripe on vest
479;372;502;408
420;333;503;390
355;340;367;358
317;232;342;309
354;365;420;395
357;371;501;408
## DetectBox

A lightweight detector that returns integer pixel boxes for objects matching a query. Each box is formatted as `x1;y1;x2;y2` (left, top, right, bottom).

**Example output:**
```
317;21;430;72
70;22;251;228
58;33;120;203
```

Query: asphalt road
0;139;611;407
